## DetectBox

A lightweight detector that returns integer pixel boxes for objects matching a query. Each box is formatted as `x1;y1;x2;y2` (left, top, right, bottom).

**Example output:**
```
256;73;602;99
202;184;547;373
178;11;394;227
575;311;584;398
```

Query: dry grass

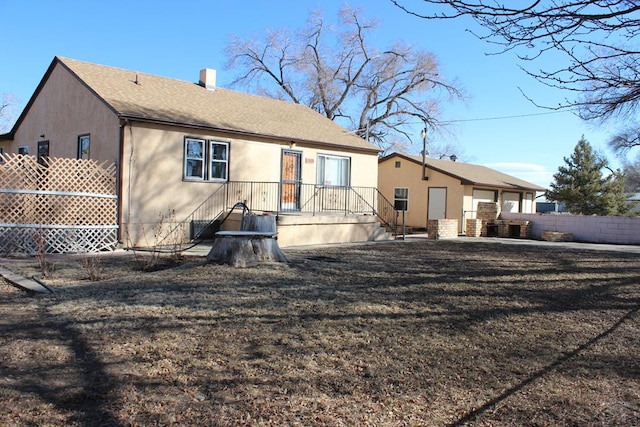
0;239;639;426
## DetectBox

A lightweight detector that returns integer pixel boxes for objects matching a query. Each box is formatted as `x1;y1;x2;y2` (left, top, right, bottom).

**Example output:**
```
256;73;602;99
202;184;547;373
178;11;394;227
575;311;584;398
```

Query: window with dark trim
394;187;409;211
183;137;229;181
37;141;49;166
78;134;90;160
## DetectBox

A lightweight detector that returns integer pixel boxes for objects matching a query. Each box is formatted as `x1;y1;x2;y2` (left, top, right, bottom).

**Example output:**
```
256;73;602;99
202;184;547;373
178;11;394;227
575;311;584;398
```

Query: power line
441;110;568;124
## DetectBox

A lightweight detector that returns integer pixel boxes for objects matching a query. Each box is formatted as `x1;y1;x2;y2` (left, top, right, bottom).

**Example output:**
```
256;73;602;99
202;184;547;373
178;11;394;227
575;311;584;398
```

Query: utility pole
421;125;427;180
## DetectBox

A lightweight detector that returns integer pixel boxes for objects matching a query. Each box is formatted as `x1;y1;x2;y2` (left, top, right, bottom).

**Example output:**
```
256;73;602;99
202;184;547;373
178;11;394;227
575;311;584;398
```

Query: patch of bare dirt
1;240;639;426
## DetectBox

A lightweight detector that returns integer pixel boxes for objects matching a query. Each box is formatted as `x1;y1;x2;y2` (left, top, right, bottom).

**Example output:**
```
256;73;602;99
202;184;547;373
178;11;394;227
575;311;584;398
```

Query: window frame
316;153;351;187
208;140;229;181
394;187;409;211
183;137;229;182
37;140;49;166
184;137;206;180
77;134;90;160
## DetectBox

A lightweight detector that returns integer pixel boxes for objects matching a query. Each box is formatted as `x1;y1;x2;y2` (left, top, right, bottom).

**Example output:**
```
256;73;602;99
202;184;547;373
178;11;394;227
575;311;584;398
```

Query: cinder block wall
500;212;640;244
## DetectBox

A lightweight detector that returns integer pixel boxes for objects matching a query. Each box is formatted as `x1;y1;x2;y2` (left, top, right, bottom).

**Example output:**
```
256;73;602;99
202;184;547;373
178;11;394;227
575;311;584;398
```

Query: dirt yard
0;239;638;426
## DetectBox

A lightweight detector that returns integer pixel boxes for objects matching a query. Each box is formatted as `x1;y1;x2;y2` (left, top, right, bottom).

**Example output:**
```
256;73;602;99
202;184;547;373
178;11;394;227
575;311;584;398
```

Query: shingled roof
11;56;380;153
381;152;546;191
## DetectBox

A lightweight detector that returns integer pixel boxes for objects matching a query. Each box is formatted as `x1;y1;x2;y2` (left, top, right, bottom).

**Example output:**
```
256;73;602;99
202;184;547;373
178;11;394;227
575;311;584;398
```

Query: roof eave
8;57;122;137
380;152;545;192
122;115;381;154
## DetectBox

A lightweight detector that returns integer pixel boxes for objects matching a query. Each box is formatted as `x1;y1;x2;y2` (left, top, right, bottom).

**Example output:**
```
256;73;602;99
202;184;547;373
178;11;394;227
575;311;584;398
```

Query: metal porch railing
183;181;400;240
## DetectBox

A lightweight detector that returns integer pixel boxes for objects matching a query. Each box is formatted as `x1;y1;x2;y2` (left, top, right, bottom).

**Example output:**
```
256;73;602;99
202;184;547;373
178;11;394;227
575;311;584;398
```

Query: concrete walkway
183;235;640;256
438;236;640;254
0;266;53;293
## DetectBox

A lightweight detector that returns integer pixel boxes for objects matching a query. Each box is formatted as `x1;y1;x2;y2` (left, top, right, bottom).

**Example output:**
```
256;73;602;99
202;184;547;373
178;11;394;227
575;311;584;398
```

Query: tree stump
206;215;288;267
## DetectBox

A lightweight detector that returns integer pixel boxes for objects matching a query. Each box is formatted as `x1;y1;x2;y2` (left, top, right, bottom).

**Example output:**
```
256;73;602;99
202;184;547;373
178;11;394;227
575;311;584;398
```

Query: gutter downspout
117;118;127;244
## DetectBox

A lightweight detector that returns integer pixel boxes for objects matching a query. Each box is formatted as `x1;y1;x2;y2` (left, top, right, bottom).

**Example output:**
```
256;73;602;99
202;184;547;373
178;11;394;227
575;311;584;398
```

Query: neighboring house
0;56;392;248
629;193;640;213
378;152;546;233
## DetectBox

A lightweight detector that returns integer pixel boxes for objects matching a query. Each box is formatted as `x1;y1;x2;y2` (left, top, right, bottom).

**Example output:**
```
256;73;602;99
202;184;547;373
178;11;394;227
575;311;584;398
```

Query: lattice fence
0;154;118;254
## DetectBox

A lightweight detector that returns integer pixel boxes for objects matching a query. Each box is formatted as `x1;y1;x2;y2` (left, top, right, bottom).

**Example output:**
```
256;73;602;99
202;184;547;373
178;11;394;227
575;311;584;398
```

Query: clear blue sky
0;0;621;189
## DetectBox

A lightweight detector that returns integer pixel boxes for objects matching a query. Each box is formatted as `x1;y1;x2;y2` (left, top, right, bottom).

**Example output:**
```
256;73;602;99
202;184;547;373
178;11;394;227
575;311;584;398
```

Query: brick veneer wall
541;231;574;242
469;203;531;238
495;220;531;238
466;219;483;237
477;202;499;221
476;202;499;237
427;219;459;239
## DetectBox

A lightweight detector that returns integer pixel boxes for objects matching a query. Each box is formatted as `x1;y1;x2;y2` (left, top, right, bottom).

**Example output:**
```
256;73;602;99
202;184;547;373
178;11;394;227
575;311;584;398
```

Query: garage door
502;192;521;213
471;189;496;218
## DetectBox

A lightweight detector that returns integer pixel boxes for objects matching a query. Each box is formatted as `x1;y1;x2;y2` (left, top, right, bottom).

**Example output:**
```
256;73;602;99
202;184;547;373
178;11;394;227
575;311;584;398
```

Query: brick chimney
199;69;216;90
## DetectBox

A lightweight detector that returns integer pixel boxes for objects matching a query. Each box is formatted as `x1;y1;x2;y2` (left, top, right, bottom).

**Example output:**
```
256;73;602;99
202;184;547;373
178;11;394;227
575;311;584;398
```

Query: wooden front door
281;150;302;211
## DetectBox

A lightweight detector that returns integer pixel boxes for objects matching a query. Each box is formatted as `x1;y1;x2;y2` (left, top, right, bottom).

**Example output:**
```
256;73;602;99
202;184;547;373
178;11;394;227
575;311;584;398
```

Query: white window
394;187;409;211
209;140;228;180
317;154;350;186
184;137;228;181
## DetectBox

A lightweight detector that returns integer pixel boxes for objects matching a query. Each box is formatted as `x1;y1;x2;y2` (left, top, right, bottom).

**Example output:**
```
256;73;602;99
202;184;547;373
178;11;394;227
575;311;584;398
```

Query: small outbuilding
378;152;546;235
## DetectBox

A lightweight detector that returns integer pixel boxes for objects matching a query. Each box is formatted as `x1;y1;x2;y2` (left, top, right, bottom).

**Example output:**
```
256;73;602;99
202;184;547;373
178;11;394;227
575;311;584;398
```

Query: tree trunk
206;215;288;267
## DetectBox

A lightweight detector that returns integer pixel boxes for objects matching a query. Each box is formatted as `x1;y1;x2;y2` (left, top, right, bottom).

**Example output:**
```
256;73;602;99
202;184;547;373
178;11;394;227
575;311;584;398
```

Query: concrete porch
220;211;394;247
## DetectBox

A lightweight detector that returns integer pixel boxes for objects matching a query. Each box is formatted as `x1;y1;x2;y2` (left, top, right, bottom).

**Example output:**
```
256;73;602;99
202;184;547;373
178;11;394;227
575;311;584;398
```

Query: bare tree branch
225;5;463;151
0;93;18;133
391;1;640;126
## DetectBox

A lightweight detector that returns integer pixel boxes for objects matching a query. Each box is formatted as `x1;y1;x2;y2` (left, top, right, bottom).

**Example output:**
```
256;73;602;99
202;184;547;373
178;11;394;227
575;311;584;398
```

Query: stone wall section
466;219;483;237
427;219;459;239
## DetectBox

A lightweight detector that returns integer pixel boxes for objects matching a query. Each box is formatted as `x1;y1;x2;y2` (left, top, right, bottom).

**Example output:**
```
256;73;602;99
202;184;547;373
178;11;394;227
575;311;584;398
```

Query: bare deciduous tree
622;155;640;193
0;93;18;133
391;1;640;155
225;6;463;150
609;126;640;155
